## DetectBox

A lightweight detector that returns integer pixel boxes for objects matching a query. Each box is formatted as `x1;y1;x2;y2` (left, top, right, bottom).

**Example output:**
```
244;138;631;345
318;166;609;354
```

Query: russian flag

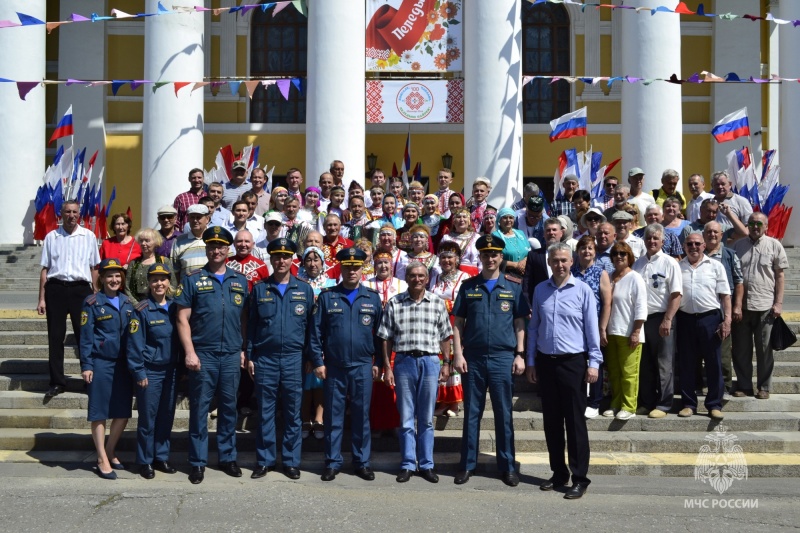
49;105;74;145
549;107;587;143
712;107;750;143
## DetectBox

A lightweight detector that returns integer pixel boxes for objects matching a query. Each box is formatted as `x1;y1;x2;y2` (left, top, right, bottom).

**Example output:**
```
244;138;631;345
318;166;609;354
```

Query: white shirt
624;234;647;260
717;193;753;226
627;193;656;227
607;270;648;340
633;250;683;315
687;192;714;223
40;225;100;283
679;255;731;314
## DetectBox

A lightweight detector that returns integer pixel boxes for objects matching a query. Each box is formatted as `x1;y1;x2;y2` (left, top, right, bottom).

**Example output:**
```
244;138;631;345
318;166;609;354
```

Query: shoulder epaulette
364;286;379;294
319;287;332;294
504;273;522;284
135;300;149;312
85;294;97;305
186;268;202;277
295;277;309;285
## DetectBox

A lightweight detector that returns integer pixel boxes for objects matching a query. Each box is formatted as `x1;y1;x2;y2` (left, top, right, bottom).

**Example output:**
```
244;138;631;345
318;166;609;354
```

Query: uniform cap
202;225;234;246
475;234;505;253
98;258;125;273
267;238;297;256
147;263;172;277
336;247;367;266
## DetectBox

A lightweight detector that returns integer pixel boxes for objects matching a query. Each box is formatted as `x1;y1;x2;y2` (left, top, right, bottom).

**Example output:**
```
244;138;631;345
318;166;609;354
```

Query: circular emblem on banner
294;304;305;315
233;293;243;306
361;314;372;326
500;301;511;312
396;83;434;121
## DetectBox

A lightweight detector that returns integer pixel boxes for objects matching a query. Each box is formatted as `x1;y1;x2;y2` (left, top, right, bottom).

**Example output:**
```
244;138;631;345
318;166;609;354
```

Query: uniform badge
294;304;305;315
233;293;243;306
100;307;106;315
175;285;183;297
80;311;88;326
361;314;372;325
129;319;140;334
500;301;511;312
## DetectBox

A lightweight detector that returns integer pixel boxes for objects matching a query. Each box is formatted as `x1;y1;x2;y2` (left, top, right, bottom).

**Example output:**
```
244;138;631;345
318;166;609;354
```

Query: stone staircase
0;245;42;292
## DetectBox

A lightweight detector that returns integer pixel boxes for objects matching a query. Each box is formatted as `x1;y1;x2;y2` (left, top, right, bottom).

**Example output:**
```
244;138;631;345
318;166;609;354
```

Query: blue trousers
253;353;303;467
188;352;240;466
677;310;724;411
394;354;439;470
460;353;516;472
135;364;177;465
324;364;373;469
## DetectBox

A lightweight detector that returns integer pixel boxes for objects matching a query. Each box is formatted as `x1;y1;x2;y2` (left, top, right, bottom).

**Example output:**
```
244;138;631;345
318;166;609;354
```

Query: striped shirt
170;232;207;280
40;225;100;282
377;291;453;354
221;181;252;211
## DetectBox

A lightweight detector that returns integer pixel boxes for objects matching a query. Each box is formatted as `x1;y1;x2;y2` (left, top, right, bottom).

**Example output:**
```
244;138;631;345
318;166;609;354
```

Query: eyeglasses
585;217;601;223
747;221;764;228
610;251;627;258
685;242;703;247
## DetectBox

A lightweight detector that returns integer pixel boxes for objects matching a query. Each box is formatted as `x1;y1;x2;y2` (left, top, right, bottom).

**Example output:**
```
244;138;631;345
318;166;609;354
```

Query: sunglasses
585;217;601;223
747;221;764;228
610;251;628;258
685;242;703;247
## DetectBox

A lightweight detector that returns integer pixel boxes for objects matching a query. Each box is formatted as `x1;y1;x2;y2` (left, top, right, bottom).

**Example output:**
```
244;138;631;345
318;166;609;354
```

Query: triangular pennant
276;79;291;100
192;82;210;92
46;22;69;33
229;81;242;95
66;79;86;86
71;13;91;22
667;74;684;84
17;82;39;100
272;3;287;16
0;20;21;28
291;77;303;94
16;12;45;25
174;81;191;96
157;2;171;14
111;81;126;96
111;9;136;18
673;2;695;15
153;81;170;92
130;80;149;91
88;81;112;87
243;80;260;99
291;0;308;17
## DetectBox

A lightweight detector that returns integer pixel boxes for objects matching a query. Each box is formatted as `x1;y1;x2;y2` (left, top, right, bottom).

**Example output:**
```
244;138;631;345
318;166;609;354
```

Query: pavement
0;462;797;532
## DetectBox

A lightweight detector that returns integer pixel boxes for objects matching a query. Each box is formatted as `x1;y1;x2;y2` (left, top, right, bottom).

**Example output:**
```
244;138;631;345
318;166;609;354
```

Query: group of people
35;159;787;497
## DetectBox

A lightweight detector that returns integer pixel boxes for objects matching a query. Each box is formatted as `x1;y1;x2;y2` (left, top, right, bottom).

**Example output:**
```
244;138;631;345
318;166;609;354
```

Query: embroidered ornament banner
366;79;463;123
366;0;462;72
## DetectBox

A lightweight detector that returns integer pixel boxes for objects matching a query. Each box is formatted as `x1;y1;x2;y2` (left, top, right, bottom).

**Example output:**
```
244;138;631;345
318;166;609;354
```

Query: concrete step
0;332;75;345
0;374;86;393
0;359;85;374
0;345;78;359
0;319;47;332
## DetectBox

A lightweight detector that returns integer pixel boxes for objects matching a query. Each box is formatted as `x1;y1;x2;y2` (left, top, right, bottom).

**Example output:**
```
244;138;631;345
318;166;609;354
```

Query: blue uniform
127;298;179;466
452;274;530;472
247;275;315;468
79;292;134;422
308;284;383;469
174;266;249;467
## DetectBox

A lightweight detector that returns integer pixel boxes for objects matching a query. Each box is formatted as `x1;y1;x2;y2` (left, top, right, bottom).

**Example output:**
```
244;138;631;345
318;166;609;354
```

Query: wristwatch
514;350;525;357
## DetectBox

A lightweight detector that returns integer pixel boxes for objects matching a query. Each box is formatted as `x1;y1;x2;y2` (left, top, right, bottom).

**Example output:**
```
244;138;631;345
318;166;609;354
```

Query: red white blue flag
712;107;750;143
549;107;587;143
49;105;74;145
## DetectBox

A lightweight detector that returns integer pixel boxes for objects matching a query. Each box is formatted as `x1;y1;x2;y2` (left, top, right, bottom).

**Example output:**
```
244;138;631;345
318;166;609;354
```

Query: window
522;4;570;124
250;6;307;123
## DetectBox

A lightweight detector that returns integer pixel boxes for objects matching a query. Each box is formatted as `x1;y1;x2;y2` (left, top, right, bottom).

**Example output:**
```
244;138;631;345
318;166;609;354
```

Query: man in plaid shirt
377;262;452;484
551;174;579;218
173;168;208;229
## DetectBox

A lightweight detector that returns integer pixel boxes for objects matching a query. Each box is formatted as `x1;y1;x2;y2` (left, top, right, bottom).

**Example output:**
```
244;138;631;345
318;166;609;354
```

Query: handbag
770;316;797;351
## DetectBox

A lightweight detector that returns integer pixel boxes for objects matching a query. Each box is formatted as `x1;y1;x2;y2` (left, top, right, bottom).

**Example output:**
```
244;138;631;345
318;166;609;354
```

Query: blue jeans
393;353;439;470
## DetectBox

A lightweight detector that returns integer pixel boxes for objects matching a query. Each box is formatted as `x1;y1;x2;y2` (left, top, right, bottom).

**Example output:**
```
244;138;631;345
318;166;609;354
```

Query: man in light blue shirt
526;242;602;500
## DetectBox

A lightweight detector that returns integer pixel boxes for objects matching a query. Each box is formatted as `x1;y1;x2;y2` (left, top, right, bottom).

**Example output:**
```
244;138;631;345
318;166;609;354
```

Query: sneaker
209;408;218;419
678;408;695;417
615;410;635;420
445;410;457;417
602;409;615;418
584;407;599;419
709;409;725;420
648;409;667;419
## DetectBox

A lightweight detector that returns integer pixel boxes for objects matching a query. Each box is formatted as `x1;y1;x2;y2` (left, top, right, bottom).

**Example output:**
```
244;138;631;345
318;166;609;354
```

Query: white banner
366;0;463;72
366;79;464;123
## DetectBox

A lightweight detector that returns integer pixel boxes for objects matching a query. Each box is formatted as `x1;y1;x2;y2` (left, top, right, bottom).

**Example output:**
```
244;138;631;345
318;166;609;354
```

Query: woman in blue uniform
79;258;134;480
127;264;180;479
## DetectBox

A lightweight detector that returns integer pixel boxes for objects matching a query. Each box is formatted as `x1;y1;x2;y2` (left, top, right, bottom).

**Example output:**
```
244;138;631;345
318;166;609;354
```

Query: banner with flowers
366;0;462;72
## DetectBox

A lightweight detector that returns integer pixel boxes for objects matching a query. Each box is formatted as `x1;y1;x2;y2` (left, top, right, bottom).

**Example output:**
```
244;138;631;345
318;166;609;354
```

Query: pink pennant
192;82;210;92
273;2;290;16
17;82;39;100
0;20;21;28
276;79;291;100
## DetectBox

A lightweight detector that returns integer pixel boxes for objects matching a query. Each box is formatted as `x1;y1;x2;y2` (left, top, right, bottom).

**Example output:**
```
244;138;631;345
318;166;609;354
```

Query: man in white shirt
711;171;753;227
626;168;655;227
686;173;714;223
37;200;100;397
632;224;682;418
676;232;731;420
611;211;645;260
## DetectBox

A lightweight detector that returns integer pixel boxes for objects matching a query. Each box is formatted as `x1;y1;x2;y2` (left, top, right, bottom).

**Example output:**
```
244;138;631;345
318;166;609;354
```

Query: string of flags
523;71;800;89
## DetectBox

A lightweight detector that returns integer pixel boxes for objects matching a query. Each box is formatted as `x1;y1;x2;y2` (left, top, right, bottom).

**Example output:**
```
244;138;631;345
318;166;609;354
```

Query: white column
712;0;761;172
582;6;602;96
620;0;682;194
58;0;107;180
464;0;523;207
0;1;45;244
779;0;800;246
142;0;205;228
306;2;365;185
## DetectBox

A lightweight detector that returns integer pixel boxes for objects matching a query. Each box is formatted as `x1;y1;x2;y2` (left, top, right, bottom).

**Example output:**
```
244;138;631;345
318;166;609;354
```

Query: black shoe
321;468;339;481
140;464;155;479
251;465;275;479
453;470;473;485
354;467;375;481
396;469;413;483
283;466;301;480
502;471;520;487
189;466;205;484
219;461;242;478
540;477;568;491
564;482;589;499
418;468;439;483
45;385;64;398
153;460;177;474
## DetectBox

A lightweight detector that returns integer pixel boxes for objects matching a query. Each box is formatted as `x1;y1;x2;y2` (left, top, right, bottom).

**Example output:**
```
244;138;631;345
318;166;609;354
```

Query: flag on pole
549;107;587;143
712;107;750;143
49;105;74;145
401;132;411;187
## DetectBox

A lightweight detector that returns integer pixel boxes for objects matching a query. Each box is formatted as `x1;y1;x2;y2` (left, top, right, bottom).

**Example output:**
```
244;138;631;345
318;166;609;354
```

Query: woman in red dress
99;213;141;268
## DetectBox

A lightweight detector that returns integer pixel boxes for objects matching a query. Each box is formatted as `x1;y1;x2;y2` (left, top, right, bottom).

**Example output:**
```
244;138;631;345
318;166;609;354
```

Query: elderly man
627;168;656;227
452;235;529;487
603;185;636;223
731;212;788;399
594;222;617;273
249;167;271;216
171;204;210;282
652;169;686;211
704;221;744;398
512;182;541;212
515;196;548;247
611;211;645;260
680;197;744;245
552;175;579;218
37;200;100;397
686;174;714;223
155;205;182;258
330;160;345;187
633;224;682;418
634;205;683;258
527;242;602;499
378;262;452;483
221;160;252;211
522;218;564;303
226;230;269;291
173;168;208;229
711;171;753;227
321;214;354;265
676;232;731;419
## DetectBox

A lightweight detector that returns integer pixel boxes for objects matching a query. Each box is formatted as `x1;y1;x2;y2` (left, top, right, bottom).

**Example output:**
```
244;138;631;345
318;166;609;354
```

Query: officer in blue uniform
80;258;134;480
175;226;249;484
451;234;530;487
246;238;315;480
127;263;180;479
308;247;383;482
